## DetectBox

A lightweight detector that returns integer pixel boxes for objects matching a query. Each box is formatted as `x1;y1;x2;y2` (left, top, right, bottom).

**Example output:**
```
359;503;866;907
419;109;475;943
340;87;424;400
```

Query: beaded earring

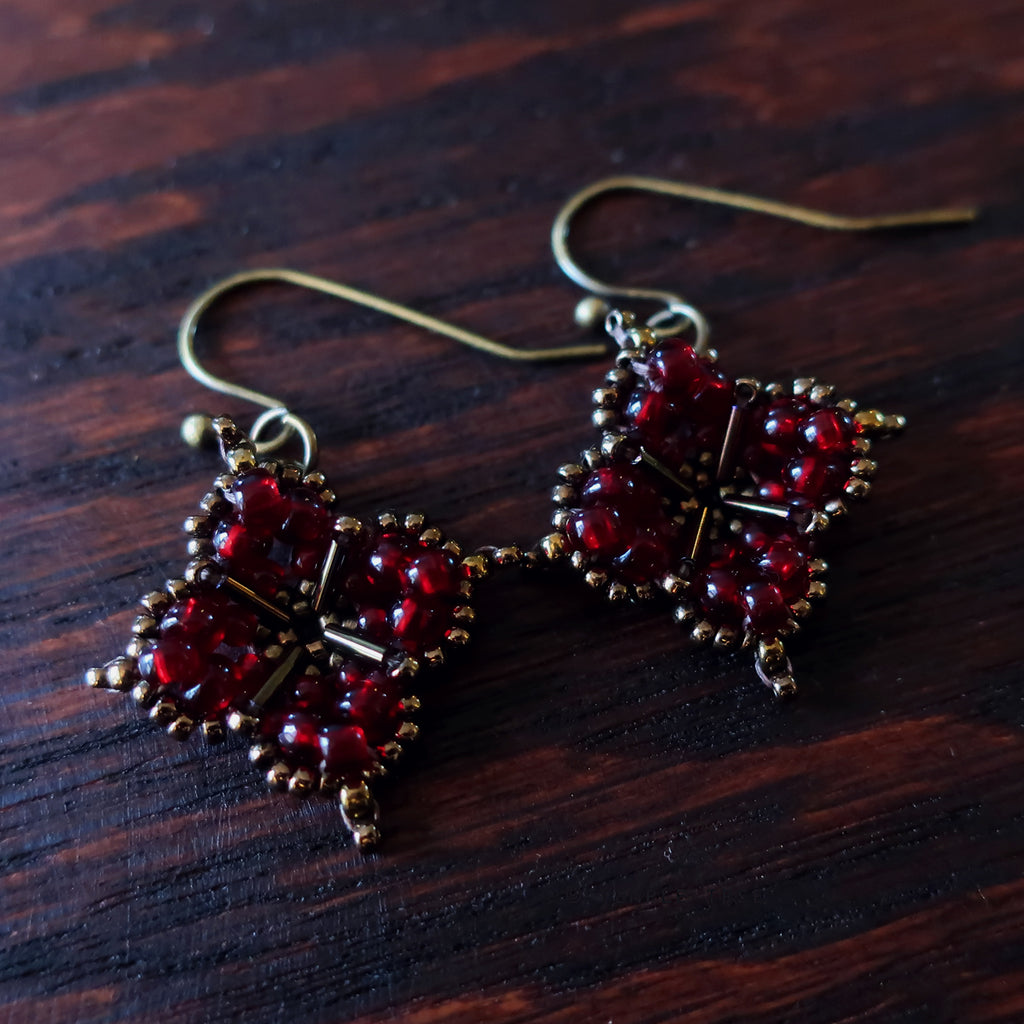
85;269;605;849
537;177;974;697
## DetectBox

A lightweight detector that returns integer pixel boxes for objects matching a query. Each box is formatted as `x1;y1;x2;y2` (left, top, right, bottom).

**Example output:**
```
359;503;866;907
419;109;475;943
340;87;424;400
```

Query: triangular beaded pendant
540;311;904;695
87;417;491;848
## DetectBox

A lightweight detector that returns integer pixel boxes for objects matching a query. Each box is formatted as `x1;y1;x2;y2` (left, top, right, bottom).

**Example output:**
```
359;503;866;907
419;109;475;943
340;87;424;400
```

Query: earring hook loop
551;174;978;348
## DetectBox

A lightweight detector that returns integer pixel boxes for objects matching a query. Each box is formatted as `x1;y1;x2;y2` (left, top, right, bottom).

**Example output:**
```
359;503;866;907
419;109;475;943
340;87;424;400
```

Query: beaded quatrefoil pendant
540;311;905;696
86;417;494;849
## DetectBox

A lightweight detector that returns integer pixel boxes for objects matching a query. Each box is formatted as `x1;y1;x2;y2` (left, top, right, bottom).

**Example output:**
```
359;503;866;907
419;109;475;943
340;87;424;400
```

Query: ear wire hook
551;175;978;352
178;266;612;462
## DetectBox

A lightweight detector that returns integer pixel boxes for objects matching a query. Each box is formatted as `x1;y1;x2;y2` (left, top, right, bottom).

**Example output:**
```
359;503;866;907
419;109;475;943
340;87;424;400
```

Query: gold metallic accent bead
149;700;177;725
836;397;858;413
569;549;587;571
124;637;146;660
558;462;587;485
210;415;242;441
442;539;463;558
756;638;788;675
574;294;611;330
772;676;798;699
187;538;214;558
614;347;639;367
607;581;629;603
184;558;217;584
419;526;443;545
809;383;835;405
854;409;886;432
551;483;576;506
807;558;828;576
105;658;136;691
423;647;445;669
445;627;471;646
380;741;402;763
601;432;629;460
698;450;714;467
263;644;284;661
492;545;522;567
226;447;257;474
289;768;317;796
84;667;106;689
351;822;381;851
227;710;259;735
131;681;156;707
389;656;420;680
318;488;337;505
266;763;291;789
885;413;907;433
804;511;831;534
790;598;813;619
851;436;873;456
765;382;785;398
792;377;816;397
844;477;872;499
319;773;342;794
341;782;376;819
633;582;655;601
606;367;632;386
583;447;602;469
778;619;800;638
584;569;608;590
166;578;189;600
396;721;419;742
334;516;364;538
704;348;719;363
592;409;618;429
660;574;686;597
280;464;303;483
140;590;172;615
851;457;878;477
181;413;215;449
461;554;489;579
212;472;236;493
824;498;847;518
674;603;695;625
714;626;738;650
377;511;399;531
458;580;473;599
807;580;827;600
627;326;656;349
167;715;195;740
540;533;569;561
690;620;715;644
592;387;619;409
453;605;475;624
183;514;213;537
201;720;225;744
199;489;228;512
399;513;426;535
249;741;278;767
303;471;327;490
401;695;422;713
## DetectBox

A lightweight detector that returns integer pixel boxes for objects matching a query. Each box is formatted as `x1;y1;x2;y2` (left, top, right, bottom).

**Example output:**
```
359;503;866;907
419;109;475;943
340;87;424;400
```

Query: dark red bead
291;542;326;578
643;340;704;396
356;607;391;642
756;480;788;503
758;539;810;602
739;523;773;557
612;522;677;583
686;366;733;424
581;466;662;521
213;521;271;564
363;538;410;593
180;655;238;719
625;387;675;445
404;549;459;597
138;639;203;688
565;506;632;555
338;672;402;745
230;470;286;536
800;409;854;456
287;673;337;714
280;488;329;543
760;399;809;458
318;725;375;781
390;597;445;645
218;602;259;648
786;456;848;500
159;596;226;654
697;568;745;626
274;711;322;766
741;581;791;636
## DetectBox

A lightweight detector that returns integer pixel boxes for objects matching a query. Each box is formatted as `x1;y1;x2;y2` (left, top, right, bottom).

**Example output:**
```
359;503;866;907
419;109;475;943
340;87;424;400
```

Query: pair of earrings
86;176;974;849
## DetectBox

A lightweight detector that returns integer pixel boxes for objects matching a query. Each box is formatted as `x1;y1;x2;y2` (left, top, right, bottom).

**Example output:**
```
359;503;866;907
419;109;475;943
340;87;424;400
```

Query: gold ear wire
551;174;978;332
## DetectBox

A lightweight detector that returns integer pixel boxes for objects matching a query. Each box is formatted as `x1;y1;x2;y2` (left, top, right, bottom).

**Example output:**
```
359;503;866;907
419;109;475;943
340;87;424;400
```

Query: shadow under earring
537;176;976;697
86;269;605;849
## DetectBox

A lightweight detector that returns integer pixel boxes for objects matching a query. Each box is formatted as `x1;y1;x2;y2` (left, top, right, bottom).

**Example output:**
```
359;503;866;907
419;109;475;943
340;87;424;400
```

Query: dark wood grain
2;2;1023;1021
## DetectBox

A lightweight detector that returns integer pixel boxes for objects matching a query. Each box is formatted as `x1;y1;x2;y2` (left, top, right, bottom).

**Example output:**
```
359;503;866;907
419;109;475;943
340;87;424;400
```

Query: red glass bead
318;725;375;780
643;340;704;396
613;522;677;583
230;470;285;536
697;567;745;625
357;607;391;642
274;711;322;766
581;466;662;521
138;638;203;688
625;387;674;445
365;539;410;593
800;409;854;456
338;672;402;745
159;596;226;654
288;673;337;714
786;456;848;500
756;480;788;503
181;655;238;719
390;597;445;645
280;488;329;543
404;549;459;597
218;602;259;648
291;542;325;578
758;538;810;602
565;506;632;555
741;581;790;636
686;366;733;424
760;399;808;458
213;521;270;564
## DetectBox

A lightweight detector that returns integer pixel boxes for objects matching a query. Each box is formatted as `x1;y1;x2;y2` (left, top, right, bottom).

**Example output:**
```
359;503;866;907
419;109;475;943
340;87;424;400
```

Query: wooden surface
2;2;1023;1021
